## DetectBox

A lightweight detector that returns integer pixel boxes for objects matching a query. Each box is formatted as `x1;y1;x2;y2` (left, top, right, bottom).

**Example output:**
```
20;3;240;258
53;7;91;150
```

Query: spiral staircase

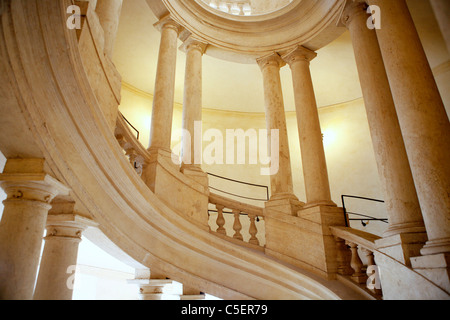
0;0;449;300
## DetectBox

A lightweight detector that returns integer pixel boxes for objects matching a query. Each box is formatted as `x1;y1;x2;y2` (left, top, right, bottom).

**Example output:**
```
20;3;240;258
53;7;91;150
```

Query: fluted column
0;159;70;300
368;0;450;256
256;53;296;202
282;46;335;208
342;2;425;240
33;202;94;300
180;37;207;170
148;16;183;152
95;0;123;58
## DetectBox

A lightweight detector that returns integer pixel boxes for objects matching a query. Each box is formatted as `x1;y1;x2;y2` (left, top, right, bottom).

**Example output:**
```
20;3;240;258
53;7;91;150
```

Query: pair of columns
0;159;92;300
256;48;335;210
148;16;206;174
149;15;335;209
342;0;450;257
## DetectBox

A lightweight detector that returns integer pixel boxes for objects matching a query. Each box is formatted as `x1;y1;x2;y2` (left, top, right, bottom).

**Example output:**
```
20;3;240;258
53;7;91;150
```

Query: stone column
429;0;450;54
282;46;335;208
368;0;450;256
0;159;69;300
95;0;123;58
180;37;207;172
343;2;426;263
148;16;183;153
256;53;300;214
33;202;93;300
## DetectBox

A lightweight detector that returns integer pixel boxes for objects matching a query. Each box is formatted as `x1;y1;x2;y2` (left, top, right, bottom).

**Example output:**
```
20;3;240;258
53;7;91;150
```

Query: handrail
121;113;140;140
341;195;387;228
209;192;264;217
207;172;269;202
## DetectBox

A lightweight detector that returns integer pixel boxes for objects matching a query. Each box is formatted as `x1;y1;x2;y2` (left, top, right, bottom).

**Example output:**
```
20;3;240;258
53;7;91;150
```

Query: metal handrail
207;172;270;202
121;113;140;140
341;195;388;228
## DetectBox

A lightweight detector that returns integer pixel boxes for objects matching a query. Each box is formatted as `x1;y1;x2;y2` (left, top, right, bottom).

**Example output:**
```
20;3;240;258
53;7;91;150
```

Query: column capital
179;36;208;55
281;46;317;66
0;159;70;205
256;52;286;70
154;15;184;35
341;1;369;27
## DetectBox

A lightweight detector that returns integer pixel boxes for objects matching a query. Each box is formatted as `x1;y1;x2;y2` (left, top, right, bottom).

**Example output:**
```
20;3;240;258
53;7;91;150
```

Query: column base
265;193;304;216
411;253;450;294
420;238;450;256
375;232;428;267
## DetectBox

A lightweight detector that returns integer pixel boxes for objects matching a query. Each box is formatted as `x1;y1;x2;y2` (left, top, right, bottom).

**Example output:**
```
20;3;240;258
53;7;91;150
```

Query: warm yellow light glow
322;128;337;148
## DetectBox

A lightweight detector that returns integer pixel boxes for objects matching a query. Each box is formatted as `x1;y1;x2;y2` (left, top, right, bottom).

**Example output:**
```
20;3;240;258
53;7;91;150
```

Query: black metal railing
121;113;140;140
341;195;388;228
207;172;269;202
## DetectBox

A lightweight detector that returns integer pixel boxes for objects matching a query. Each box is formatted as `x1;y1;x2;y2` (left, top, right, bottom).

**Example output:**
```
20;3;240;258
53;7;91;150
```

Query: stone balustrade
330;226;383;299
208;0;252;16
208;193;265;250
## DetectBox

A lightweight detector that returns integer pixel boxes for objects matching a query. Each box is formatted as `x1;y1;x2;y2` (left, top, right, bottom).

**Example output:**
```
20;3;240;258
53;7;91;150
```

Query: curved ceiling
112;0;448;113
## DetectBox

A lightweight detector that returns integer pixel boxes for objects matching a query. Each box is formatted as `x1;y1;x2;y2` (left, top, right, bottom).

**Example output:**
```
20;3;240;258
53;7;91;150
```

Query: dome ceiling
113;0;448;113
197;0;294;16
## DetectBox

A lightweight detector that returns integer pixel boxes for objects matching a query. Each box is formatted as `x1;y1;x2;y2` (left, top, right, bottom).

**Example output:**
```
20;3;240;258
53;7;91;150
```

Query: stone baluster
334;237;353;276
215;204;226;235
347;242;367;284
248;214;259;246
232;209;243;241
361;247;382;295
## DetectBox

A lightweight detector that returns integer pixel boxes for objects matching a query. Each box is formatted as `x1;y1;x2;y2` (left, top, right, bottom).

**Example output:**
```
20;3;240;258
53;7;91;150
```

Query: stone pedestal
142;149;209;229
411;253;450;294
264;204;346;279
0;159;70;300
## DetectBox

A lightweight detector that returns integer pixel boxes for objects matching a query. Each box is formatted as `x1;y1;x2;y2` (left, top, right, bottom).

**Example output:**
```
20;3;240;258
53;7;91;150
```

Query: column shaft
282;47;335;207
257;54;294;199
181;39;207;168
343;3;425;237
368;0;450;255
0;159;69;300
33;207;88;300
95;0;123;58
149;17;182;152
